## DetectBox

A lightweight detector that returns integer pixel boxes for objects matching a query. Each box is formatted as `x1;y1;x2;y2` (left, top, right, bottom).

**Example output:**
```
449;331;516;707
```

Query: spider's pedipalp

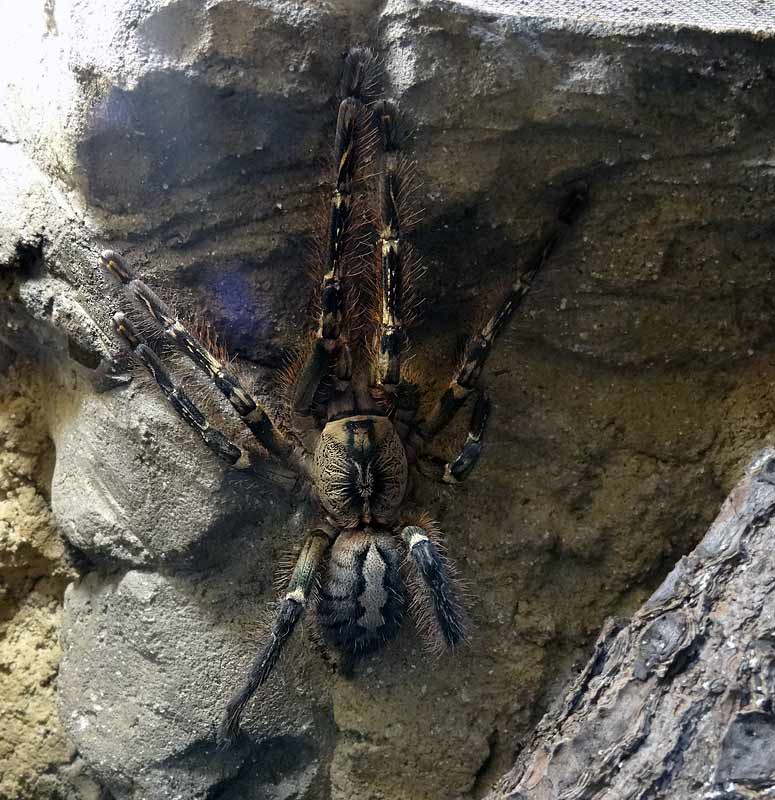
111;312;243;466
415;183;589;444
219;528;331;744
401;523;466;650
100;250;292;461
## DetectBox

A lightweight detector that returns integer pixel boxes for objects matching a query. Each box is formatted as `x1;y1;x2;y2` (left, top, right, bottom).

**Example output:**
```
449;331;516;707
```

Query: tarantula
98;48;587;742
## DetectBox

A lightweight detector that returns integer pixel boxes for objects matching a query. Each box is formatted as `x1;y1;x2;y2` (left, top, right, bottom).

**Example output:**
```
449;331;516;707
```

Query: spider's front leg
367;100;425;442
219;527;332;744
100;250;295;464
416;390;491;484
400;522;466;649
293;48;377;414
111;311;245;466
373;99;406;394
413;185;589;480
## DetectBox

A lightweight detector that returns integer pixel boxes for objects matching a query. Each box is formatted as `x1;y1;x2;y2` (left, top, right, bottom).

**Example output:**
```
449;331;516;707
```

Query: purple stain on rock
196;260;278;361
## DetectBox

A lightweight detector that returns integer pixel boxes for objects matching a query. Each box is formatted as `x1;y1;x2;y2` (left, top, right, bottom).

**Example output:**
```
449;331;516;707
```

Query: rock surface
486;449;775;800
3;1;775;799
0;358;103;800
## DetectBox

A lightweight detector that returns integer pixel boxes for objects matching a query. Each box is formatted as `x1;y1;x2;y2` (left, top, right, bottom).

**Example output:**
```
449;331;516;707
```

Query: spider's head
342;417;379;459
312;414;408;527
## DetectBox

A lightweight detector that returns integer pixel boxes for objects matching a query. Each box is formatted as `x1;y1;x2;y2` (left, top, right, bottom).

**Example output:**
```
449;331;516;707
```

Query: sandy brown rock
0;358;103;800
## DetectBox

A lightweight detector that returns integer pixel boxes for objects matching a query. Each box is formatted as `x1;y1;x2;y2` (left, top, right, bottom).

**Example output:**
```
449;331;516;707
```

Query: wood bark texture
488;450;775;800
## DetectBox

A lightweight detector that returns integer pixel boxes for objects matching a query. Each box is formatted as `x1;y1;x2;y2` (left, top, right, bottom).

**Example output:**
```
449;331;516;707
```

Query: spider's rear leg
400;523;466;649
413;184;588;448
219;527;331;744
112;313;244;466
100;250;291;461
293;49;378;414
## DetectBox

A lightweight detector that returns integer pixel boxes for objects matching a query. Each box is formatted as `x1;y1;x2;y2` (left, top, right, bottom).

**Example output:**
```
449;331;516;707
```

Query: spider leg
111;313;244;466
219;527;332;744
417;389;491;483
293;49;377;414
373;99;405;392
100;250;292;461
391;380;422;447
400;523;465;649
364;100;427;447
413;185;588;447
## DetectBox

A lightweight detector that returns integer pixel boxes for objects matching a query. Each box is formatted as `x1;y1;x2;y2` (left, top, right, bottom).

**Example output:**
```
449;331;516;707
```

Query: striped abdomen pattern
316;530;405;654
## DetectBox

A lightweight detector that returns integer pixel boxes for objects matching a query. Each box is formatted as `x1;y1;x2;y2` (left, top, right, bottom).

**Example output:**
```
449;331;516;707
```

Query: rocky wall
0;356;103;800
2;1;775;798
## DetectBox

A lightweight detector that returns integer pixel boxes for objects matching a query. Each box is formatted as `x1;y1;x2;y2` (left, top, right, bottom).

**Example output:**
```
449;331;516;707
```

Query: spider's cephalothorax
98;47;588;743
313;414;408;527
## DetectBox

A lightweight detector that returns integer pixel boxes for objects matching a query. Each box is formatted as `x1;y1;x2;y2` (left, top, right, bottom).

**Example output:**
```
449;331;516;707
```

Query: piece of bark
488;450;775;800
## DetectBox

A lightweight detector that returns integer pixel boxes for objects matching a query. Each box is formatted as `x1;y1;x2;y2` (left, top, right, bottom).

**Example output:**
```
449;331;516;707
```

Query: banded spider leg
400;522;466;648
220;527;332;743
413;184;589;483
293;48;379;415
100;250;297;471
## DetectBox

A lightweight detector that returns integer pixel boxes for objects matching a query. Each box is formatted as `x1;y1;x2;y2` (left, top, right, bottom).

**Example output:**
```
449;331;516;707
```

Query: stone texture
59;568;335;799
444;0;774;33
2;1;775;798
0;358;104;800
49;380;286;568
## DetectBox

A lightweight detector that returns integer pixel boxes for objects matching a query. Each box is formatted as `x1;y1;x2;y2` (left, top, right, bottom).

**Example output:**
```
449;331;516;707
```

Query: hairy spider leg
412;184;589;471
100;250;292;461
374;99;405;392
219;528;331;743
400;524;465;649
366;100;425;446
293;49;377;414
111;313;244;465
417;389;491;484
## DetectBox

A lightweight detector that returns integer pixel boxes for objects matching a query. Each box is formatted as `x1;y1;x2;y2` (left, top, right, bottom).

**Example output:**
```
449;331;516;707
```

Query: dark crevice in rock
470;728;499;797
11;240;46;277
204;736;323;800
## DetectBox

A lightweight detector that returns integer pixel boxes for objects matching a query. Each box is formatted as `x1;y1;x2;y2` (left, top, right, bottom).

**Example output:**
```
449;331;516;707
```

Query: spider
97;48;587;743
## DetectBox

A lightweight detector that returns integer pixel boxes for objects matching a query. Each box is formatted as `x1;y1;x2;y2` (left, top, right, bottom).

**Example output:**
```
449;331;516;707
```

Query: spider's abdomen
313;415;408;527
316;530;405;654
